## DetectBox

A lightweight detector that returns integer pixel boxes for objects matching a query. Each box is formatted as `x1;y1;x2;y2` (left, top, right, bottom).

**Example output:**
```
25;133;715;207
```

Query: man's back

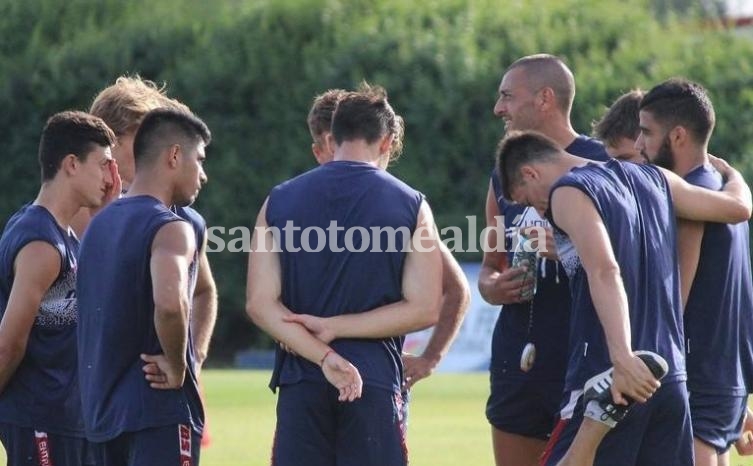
266;160;423;392
549;160;685;391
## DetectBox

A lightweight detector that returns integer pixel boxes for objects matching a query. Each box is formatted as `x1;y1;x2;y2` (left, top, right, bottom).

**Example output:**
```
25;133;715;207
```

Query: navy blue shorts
542;381;693;466
689;391;747;453
273;381;407;466
91;424;201;466
486;376;563;440
0;423;95;466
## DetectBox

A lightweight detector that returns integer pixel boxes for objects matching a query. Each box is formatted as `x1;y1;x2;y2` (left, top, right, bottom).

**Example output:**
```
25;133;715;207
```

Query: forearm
330;299;439;340
190;288;218;365
249;301;330;365
422;257;470;362
420;294;468;364
154;306;189;372
587;269;632;363
0;346;25;394
478;266;505;305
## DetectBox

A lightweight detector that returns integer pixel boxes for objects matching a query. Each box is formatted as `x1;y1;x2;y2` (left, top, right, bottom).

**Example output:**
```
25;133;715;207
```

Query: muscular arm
662;162;752;223
0;242;60;394
478;181;528;305
190;233;218;369
403;241;470;388
246;200;362;401
551;187;658;404
298;200;443;339
149;221;195;387
245;200;334;364
676;219;703;310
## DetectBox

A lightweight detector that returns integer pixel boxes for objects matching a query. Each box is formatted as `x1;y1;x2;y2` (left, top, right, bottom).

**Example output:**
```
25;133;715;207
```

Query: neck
333;140;387;168
126;173;173;207
673;148;708;178
538;116;579;150
34;182;80;230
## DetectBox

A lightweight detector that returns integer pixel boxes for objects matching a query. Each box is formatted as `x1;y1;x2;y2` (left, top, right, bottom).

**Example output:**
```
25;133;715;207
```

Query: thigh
336;387;406;466
272;382;336;466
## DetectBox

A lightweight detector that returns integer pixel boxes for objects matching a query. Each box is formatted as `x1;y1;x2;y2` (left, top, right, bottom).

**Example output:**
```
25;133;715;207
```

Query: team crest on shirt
36;266;77;326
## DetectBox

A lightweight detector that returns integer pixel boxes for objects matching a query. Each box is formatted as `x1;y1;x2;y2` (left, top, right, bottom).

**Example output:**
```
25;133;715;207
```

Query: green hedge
1;0;752;359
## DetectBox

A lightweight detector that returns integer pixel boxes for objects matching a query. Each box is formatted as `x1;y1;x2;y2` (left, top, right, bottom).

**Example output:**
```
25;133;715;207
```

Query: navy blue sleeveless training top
683;164;749;396
266;161;423;393
489;135;608;382
547;160;686;392
0;204;82;435
77;196;204;442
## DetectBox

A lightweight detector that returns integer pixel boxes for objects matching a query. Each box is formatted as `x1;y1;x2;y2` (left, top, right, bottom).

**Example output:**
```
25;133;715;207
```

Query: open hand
321;350;363;402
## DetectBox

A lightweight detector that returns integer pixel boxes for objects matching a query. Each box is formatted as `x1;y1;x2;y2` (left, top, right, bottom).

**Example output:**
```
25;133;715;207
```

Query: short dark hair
496;131;561;200
38;111;116;182
133;108;211;168
639;78;715;145
331;83;404;160
593;90;644;146
307;89;347;142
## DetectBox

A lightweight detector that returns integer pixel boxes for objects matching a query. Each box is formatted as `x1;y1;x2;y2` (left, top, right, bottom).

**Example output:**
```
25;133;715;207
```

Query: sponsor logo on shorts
34;431;54;466
179;424;192;466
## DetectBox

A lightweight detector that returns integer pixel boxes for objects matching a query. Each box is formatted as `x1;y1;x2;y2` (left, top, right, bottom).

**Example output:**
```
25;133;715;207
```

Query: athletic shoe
582;350;669;428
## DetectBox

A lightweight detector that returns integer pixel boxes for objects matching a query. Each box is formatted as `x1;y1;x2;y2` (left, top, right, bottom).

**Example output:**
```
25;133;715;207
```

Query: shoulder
684;164;722;191
567;135;610;161
173;205;206;231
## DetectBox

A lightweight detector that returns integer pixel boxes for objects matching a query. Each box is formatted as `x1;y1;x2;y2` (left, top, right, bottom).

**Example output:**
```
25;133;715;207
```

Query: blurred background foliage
1;0;752;361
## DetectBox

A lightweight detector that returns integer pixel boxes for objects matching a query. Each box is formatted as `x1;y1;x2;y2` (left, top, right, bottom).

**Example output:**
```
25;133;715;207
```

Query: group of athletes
0;52;751;466
0;79;216;465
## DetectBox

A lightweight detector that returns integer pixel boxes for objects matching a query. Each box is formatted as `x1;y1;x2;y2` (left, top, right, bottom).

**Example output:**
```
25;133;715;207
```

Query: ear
537;87;556;112
311;142;324;162
520;164;538;180
378;133;395;156
166;144;181;168
669;126;688;148
60;154;78;176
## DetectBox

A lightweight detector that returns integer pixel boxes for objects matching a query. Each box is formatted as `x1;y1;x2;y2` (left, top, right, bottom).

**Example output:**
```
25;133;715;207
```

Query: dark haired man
0;111;118;465
77;108;211;465
637;78;753;466
247;85;442;465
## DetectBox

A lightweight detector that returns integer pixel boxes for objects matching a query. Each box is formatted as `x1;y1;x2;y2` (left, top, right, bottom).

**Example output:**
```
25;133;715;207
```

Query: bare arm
246;200;362;401
0;242;60;394
478;181;529;305
145;220;195;389
661;160;752;223
676;219;703;311
403;241;470;388
190;233;218;370
286;200;442;339
551;187;659;404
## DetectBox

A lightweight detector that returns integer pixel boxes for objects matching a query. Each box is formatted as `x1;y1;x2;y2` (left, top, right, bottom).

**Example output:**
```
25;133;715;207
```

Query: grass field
2;370;752;465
